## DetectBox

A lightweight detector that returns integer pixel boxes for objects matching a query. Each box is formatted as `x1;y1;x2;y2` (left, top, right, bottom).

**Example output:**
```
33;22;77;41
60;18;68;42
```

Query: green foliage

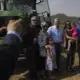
0;11;25;19
0;37;3;44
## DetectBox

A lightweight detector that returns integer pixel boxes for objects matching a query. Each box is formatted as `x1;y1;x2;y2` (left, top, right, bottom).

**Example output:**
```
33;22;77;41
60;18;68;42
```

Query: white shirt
7;31;22;42
47;25;63;43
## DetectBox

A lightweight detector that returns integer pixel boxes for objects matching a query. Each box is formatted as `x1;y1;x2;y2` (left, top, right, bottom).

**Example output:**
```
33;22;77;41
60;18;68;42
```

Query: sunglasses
31;20;37;21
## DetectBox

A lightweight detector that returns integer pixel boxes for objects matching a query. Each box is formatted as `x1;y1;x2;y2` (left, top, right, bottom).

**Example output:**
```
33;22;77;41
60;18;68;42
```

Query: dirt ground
9;53;80;80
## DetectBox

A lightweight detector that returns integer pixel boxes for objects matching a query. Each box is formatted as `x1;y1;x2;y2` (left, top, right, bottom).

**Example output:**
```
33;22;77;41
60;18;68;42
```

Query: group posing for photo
0;12;80;80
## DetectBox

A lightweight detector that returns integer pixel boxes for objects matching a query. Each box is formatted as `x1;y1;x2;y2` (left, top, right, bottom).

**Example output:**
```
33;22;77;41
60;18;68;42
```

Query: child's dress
46;45;57;71
67;26;78;39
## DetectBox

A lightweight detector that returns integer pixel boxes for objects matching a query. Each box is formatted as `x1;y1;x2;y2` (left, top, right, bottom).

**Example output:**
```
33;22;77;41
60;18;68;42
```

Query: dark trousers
67;42;76;69
55;43;61;69
26;46;39;80
39;57;46;70
0;66;13;80
0;57;14;80
77;41;80;66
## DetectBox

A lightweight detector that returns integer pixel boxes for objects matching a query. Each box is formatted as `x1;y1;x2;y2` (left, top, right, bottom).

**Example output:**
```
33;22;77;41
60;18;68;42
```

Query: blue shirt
47;25;63;43
76;26;80;39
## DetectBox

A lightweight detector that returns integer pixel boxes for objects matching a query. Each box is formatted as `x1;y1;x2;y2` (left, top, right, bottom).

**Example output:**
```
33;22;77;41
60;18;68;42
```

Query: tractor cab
0;11;25;36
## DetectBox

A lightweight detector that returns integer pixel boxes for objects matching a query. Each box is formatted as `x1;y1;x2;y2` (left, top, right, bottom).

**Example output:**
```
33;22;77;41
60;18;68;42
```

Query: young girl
45;37;57;80
66;24;78;52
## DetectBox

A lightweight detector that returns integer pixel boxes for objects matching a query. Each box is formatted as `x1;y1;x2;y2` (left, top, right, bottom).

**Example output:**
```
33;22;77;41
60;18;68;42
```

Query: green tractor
0;10;26;36
0;10;25;26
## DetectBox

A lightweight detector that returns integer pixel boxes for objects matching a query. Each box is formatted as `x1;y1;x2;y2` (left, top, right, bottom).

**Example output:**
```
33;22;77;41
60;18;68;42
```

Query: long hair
28;11;38;24
27;13;41;29
64;20;71;30
71;22;76;27
46;37;53;45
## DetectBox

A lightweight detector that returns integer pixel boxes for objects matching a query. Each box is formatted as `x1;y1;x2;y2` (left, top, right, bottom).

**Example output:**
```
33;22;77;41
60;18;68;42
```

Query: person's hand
7;19;23;35
0;26;6;31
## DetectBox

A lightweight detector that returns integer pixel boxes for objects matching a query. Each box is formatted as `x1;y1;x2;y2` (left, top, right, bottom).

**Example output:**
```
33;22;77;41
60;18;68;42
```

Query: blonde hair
41;22;47;27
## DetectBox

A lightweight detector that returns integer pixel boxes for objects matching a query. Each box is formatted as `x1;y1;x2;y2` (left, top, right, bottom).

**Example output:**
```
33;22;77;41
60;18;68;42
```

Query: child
45;37;57;80
66;25;78;52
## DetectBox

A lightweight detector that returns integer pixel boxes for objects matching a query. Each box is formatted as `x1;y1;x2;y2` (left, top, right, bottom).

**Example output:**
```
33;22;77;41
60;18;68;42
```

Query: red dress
67;26;78;39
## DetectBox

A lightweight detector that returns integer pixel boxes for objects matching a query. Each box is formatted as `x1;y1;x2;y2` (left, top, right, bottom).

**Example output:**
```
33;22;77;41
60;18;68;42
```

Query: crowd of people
0;12;80;80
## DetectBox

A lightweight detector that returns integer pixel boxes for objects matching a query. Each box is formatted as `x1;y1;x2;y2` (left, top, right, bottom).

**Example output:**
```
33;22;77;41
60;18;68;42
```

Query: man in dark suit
0;19;23;80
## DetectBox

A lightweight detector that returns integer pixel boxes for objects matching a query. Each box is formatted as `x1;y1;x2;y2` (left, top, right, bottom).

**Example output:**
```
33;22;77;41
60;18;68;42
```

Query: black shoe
54;69;60;72
29;77;39;80
67;68;75;72
49;76;56;80
67;68;72;72
71;68;76;71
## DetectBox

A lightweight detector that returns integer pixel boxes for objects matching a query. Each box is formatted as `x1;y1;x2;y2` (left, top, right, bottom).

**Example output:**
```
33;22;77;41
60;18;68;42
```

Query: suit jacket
3;34;21;56
0;34;21;79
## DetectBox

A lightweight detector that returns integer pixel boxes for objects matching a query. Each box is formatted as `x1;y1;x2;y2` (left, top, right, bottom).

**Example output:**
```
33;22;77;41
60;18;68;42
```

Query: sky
48;0;80;17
